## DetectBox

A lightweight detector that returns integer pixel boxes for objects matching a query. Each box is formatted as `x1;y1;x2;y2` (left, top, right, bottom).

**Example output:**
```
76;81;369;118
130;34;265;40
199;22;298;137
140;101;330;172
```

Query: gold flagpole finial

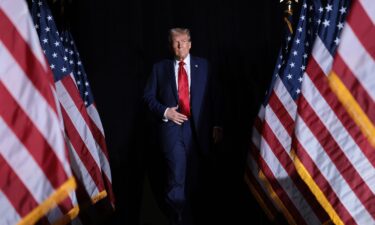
280;0;298;34
280;0;298;15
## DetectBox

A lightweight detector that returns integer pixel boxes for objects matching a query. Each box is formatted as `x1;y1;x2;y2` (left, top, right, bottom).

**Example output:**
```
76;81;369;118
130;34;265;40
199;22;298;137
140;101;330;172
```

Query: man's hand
165;106;188;125
213;127;223;144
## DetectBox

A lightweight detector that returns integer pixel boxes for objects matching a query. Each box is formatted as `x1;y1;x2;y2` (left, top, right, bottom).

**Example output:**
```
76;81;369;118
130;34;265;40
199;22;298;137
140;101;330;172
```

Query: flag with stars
0;0;78;224
61;30;115;208
245;0;332;224
31;0;110;210
292;0;375;224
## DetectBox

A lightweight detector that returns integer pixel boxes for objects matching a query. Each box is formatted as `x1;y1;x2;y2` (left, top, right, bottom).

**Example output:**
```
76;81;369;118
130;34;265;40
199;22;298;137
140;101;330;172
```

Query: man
144;27;222;225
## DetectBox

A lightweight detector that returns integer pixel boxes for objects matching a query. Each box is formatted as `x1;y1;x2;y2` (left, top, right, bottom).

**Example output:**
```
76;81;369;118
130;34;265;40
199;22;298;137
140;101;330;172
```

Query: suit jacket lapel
190;57;198;118
168;59;178;102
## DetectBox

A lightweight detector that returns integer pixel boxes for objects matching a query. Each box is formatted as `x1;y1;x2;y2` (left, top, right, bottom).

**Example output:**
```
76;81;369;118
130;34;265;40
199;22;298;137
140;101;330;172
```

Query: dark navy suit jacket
144;56;221;155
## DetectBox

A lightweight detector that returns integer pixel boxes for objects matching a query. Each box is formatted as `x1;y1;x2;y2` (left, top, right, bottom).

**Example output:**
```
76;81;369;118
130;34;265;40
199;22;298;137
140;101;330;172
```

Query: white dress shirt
163;54;191;121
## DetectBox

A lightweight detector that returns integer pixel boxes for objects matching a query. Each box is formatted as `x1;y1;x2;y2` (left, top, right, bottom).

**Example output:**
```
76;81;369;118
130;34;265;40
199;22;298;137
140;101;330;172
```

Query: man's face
171;33;191;60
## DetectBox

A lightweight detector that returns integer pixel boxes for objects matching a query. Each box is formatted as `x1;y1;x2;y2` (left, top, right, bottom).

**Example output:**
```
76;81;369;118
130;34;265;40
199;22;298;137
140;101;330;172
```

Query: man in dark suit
144;27;222;225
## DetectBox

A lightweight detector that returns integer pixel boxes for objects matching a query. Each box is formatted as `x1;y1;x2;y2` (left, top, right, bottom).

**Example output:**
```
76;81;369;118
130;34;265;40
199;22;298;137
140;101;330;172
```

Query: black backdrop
54;0;286;224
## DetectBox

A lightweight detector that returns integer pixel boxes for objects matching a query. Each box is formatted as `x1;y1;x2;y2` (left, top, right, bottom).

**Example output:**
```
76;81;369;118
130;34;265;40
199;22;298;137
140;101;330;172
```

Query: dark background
52;0;285;224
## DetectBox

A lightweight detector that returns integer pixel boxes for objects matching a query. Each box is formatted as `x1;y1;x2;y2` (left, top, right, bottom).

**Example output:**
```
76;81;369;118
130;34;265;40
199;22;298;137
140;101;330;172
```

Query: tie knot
179;61;185;66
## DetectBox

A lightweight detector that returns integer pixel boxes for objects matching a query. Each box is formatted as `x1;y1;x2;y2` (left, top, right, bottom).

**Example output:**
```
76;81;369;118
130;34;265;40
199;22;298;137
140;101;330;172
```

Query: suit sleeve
143;64;168;120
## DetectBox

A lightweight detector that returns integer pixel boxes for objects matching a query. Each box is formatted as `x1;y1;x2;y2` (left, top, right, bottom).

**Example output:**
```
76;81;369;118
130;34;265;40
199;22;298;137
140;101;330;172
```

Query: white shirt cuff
162;108;168;122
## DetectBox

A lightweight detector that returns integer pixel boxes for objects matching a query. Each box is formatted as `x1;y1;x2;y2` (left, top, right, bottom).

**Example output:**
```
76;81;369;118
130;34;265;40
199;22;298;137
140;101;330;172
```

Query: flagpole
280;0;298;33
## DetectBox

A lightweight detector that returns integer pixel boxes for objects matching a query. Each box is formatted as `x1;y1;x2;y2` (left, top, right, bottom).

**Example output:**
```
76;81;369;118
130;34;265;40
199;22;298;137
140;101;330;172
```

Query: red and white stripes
248;79;329;225
293;1;375;223
56;73;108;203
0;0;77;224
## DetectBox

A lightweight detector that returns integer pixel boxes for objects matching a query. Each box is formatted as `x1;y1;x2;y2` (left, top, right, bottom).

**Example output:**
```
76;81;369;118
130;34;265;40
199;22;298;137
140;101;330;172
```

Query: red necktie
178;61;190;117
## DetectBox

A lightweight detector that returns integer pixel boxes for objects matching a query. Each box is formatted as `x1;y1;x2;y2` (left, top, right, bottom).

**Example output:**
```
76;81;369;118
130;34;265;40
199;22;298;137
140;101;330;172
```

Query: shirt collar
175;54;190;66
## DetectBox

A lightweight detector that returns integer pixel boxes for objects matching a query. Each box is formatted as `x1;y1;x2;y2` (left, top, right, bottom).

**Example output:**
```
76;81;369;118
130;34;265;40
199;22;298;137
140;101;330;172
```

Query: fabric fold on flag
0;0;78;224
60;30;115;208
30;0;110;211
245;0;331;224
327;0;375;149
291;0;375;224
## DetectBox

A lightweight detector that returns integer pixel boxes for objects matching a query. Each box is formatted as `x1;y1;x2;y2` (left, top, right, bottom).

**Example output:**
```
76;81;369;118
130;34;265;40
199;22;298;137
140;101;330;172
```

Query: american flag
31;0;109;208
0;0;78;224
245;0;333;224
60;30;115;207
293;0;375;223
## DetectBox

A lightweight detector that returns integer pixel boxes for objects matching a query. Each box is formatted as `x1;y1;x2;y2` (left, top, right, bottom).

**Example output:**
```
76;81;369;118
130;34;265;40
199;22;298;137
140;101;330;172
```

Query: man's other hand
213;127;223;144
